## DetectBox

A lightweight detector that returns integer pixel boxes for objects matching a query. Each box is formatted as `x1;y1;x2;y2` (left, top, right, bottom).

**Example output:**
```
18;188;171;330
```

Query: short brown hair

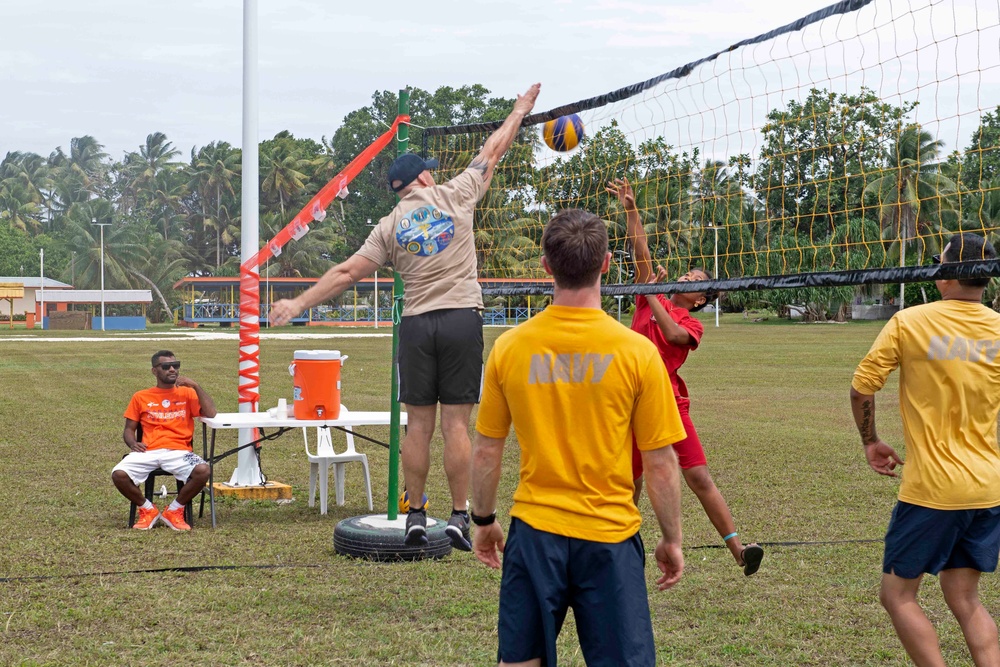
542;209;609;289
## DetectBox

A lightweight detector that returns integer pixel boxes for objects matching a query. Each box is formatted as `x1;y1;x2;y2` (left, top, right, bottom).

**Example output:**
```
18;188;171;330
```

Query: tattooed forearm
859;399;877;445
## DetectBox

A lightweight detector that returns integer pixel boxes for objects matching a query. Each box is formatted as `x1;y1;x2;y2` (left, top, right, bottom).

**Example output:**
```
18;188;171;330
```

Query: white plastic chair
303;405;373;514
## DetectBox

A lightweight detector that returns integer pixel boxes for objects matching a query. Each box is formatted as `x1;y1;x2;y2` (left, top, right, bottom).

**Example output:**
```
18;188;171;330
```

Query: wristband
470;511;496;526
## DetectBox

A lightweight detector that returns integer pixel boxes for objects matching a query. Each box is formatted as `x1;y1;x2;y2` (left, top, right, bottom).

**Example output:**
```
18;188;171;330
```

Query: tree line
1;84;998;321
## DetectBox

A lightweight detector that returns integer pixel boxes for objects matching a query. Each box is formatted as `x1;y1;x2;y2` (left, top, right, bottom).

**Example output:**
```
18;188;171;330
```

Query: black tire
334;514;453;561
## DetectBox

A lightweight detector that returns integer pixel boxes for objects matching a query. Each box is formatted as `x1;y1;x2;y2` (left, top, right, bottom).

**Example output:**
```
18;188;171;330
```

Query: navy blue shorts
397;308;483;406
883;501;1000;579
497;518;655;666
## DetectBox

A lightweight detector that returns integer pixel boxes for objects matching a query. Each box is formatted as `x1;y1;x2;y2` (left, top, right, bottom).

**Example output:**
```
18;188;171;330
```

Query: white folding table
199;410;407;527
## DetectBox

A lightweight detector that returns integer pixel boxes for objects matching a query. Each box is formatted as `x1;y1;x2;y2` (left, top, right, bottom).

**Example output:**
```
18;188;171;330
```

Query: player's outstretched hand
472;522;506;569
606;178;636;211
864;439;904;477
654;537;684;590
513;83;541;117
269;298;302;327
652;265;670;284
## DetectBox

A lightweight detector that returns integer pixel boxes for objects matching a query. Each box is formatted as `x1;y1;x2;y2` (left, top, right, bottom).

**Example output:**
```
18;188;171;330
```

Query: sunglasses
156;362;181;370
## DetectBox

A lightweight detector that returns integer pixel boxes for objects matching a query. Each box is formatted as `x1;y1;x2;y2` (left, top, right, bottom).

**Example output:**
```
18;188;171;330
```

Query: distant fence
180;303;543;326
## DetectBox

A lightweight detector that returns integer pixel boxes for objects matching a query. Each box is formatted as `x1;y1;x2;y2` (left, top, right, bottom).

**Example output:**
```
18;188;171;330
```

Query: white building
0;277;72;318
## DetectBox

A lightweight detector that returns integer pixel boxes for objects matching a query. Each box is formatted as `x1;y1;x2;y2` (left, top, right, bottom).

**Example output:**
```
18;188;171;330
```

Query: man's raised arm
467;83;541;188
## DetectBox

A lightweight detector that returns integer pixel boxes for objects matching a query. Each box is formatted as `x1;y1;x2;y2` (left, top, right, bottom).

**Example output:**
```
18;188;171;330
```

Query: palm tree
962;178;1000;230
864;125;958;261
473;188;542;279
129;133;181;189
0;153;48;234
46;164;91;232
190;142;241;267
0;180;43;234
67;135;110;199
45;136;110;233
124;231;189;322
257;212;338;278
117;133;185;239
61;202;183;321
631;177;695;263
311;136;339;186
261;148;308;217
149;171;188;241
1;152;51;221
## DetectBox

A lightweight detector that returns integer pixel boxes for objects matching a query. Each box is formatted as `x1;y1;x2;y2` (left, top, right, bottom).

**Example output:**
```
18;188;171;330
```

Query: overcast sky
0;0;865;161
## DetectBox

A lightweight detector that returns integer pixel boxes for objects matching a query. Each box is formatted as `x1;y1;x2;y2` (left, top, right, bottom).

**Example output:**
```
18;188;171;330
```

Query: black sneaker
404;509;429;547
446;511;472;551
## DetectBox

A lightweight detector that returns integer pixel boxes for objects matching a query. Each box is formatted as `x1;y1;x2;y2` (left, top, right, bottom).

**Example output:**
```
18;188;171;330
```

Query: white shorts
112;449;207;485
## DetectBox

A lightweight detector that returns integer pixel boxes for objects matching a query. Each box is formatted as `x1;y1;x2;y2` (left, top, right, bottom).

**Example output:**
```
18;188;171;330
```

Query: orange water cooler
290;350;347;420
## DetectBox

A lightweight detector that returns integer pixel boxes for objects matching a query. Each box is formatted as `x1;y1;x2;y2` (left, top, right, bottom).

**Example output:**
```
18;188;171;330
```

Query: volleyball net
422;0;1000;300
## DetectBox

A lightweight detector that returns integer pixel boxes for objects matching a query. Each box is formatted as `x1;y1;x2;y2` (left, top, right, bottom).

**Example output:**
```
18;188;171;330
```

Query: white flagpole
233;0;264;486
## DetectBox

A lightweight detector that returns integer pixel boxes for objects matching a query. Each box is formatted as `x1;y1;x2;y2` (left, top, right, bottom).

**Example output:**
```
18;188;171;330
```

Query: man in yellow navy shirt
471;209;686;667
851;233;1000;667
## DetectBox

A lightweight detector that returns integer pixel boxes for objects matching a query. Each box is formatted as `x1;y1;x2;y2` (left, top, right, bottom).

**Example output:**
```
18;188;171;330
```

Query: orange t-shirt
124;386;202;452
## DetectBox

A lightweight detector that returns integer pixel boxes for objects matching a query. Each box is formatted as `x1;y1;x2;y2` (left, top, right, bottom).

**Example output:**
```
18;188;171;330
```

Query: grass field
0;315;996;666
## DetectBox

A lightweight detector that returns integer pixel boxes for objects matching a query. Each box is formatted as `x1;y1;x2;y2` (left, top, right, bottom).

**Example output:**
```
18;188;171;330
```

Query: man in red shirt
609;178;763;575
111;350;217;530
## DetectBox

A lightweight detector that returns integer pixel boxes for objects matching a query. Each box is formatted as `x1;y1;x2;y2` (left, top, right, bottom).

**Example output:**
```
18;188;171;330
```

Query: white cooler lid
293;350;341;360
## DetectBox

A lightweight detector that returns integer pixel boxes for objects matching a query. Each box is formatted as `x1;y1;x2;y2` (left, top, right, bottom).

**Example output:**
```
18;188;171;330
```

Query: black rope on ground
481;260;1000;297
0;539;884;583
688;538;881;550
0;563;323;584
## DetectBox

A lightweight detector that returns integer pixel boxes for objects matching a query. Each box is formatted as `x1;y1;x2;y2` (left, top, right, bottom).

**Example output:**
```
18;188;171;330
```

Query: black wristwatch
470;511;497;526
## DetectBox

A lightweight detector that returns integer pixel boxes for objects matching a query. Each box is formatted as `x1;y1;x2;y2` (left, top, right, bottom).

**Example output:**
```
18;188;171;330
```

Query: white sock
141;500;155;510
168;500;184;511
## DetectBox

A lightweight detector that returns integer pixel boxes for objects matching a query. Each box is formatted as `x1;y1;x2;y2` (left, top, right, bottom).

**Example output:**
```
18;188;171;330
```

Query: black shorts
498;518;655;666
883;501;1000;578
397;308;483;406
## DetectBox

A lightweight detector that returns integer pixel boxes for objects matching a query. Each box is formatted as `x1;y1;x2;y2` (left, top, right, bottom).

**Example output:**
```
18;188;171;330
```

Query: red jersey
630;295;703;398
124;386;202;451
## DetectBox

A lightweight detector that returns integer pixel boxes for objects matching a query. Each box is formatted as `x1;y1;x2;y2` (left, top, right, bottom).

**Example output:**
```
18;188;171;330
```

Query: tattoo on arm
469;157;489;179
859;399;877;444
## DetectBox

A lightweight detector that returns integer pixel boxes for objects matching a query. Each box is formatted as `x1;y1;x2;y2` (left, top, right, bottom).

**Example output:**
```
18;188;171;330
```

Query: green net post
386;88;409;520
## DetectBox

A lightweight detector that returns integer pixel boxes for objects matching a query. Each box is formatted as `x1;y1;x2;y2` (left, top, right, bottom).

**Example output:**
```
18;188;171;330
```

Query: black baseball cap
388;153;439;192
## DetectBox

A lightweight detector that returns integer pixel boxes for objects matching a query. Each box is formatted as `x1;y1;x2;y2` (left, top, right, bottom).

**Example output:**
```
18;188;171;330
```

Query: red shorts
632;397;707;480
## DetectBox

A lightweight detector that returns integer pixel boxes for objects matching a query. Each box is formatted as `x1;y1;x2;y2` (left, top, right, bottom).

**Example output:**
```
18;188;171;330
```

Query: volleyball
542;114;584;152
398;490;429;513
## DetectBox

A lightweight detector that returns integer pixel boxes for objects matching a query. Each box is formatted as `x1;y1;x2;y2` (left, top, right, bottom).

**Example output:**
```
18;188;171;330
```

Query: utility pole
92;219;111;331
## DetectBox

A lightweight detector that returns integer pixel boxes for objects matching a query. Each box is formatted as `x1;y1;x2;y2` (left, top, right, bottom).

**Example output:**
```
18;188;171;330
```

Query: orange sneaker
161;506;191;531
133;505;160;530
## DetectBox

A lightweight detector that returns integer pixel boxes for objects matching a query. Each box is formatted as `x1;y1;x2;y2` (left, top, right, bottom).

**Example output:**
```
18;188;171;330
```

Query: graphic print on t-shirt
395;204;455;257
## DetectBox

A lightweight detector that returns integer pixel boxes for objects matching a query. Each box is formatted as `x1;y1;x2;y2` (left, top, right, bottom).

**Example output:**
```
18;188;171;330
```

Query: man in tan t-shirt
269;82;540;550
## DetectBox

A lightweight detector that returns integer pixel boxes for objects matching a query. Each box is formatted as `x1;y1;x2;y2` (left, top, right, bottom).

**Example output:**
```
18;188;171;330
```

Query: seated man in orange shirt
112;350;217;531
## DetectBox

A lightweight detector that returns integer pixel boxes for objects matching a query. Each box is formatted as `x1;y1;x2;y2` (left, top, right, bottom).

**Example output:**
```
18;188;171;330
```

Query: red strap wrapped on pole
237;114;410;406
